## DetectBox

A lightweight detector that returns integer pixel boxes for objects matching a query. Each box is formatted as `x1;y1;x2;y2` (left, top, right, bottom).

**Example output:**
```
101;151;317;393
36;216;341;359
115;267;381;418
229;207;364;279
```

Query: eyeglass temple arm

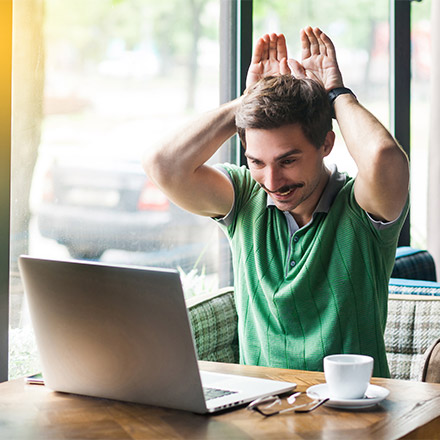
293;397;329;413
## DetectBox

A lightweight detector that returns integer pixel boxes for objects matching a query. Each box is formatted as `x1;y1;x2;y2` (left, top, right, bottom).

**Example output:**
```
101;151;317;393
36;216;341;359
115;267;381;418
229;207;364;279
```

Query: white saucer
306;383;390;409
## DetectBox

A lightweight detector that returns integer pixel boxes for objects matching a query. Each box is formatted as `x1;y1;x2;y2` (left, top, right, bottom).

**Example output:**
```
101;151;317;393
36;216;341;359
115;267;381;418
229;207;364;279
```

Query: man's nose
263;166;283;192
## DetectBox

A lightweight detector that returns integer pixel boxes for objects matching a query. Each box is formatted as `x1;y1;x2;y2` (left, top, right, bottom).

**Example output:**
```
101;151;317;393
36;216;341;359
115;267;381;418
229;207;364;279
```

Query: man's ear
322;130;335;157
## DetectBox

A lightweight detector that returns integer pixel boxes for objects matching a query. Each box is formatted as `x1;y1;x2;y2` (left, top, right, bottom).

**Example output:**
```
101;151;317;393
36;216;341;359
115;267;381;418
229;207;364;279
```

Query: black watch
328;87;356;119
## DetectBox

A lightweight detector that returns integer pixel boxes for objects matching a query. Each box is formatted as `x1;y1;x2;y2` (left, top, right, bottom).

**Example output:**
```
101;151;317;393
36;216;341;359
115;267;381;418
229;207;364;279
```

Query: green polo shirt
216;163;408;377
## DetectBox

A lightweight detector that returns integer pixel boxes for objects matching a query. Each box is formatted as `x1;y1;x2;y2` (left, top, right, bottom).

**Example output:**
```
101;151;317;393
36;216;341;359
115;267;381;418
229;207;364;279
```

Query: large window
3;0;432;381
10;0;223;379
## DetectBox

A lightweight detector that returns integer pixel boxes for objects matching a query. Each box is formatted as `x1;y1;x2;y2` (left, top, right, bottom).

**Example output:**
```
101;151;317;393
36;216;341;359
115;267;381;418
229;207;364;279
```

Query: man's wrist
328;87;357;119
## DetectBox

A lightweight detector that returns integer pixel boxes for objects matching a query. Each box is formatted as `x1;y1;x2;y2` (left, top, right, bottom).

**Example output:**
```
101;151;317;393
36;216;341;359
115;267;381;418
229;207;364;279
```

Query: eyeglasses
247;392;329;417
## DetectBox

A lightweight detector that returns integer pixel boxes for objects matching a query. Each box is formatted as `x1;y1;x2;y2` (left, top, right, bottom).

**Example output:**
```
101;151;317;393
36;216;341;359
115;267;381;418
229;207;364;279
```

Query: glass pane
410;0;431;248
253;0;390;178
10;0;222;379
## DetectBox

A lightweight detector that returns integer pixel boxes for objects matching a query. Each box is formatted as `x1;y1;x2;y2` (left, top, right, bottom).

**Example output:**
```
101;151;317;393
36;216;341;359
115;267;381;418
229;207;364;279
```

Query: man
143;27;409;377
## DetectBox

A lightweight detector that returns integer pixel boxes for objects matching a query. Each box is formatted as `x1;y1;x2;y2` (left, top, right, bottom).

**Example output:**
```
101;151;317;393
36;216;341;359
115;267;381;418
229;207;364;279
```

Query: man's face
245;123;334;217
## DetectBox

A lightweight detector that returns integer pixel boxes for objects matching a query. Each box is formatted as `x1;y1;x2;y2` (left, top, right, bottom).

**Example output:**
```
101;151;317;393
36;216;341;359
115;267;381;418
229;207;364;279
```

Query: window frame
391;0;416;246
218;0;253;287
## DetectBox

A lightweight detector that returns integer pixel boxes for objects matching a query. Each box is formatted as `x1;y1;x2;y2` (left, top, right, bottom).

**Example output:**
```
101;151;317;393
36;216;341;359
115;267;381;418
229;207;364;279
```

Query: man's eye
282;159;296;165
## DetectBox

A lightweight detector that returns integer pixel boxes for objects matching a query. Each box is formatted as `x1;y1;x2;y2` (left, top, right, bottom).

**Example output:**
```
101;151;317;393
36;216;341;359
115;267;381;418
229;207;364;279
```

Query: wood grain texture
0;361;439;439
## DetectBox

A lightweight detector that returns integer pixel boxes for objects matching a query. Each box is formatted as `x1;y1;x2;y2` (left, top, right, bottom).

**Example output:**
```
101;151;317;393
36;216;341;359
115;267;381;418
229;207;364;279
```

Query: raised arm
142;100;237;218
289;26;409;222
143;33;291;218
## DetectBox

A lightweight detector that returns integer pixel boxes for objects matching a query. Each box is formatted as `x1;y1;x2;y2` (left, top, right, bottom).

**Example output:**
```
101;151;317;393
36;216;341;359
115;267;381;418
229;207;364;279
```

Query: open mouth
278;189;293;196
261;183;303;201
272;187;299;201
274;184;303;197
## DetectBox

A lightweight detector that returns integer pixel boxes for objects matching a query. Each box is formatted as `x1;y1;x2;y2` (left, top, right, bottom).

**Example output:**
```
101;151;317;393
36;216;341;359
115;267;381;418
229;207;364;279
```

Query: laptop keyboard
203;387;238;401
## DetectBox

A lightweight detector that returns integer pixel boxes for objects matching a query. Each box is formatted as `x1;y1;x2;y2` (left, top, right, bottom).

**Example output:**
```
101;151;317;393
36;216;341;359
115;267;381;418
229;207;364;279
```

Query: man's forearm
333;94;400;165
144;98;240;186
334;94;409;221
142;98;240;217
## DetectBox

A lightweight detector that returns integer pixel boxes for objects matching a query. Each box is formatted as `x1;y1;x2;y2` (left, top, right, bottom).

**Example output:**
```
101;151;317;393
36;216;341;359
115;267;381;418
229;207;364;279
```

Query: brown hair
235;75;332;148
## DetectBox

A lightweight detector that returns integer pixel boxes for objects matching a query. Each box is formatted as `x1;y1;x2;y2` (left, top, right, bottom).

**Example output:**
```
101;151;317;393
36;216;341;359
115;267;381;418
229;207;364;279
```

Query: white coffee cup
323;354;374;400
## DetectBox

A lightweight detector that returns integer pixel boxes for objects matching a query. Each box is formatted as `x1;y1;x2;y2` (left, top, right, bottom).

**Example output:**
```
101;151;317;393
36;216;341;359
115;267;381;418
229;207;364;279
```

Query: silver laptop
18;256;296;414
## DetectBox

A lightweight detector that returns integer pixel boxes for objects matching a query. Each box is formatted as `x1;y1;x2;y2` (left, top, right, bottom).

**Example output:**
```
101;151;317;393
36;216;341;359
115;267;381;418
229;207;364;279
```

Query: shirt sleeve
211;163;261;237
346;179;410;245
212;164;236;227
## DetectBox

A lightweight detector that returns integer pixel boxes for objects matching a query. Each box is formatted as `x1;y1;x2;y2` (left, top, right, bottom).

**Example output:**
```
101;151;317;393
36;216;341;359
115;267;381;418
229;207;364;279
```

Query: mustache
260;183;304;194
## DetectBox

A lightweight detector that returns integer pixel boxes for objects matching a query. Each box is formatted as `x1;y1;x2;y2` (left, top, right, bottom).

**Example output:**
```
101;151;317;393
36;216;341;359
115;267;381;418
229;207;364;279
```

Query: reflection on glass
10;0;221;379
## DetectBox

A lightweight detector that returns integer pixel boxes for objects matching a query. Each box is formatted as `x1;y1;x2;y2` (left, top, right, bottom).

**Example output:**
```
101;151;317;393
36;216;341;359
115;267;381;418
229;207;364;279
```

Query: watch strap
328;87;356;118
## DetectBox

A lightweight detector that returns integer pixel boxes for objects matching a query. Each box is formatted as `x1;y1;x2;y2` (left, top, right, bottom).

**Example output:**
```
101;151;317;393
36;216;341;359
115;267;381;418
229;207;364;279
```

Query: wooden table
1;361;440;439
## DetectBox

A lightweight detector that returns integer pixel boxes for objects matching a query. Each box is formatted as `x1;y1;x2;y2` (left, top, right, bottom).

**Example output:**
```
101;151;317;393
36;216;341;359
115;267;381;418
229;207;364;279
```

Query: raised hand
289;26;344;92
246;33;291;89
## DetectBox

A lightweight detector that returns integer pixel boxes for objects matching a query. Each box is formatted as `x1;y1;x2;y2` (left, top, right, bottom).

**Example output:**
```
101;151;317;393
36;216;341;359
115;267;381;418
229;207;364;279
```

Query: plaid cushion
391;247;437;281
187;287;239;364
385;285;440;380
386;353;425;381
385;297;416;355
413;299;440;354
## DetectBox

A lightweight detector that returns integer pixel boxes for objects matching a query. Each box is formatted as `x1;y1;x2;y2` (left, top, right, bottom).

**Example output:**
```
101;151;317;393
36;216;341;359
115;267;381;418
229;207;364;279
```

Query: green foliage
9;327;41;380
253;0;388;54
44;0;217;71
178;266;218;298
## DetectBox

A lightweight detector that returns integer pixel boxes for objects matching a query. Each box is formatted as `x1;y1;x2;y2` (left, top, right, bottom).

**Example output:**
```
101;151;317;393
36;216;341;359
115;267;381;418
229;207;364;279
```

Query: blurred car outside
33;152;217;272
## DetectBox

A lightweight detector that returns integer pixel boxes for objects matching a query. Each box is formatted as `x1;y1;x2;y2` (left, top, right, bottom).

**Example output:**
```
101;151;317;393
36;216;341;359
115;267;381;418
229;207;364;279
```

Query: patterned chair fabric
186;287;238;364
389;278;440;296
385;279;440;381
391;246;437;281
